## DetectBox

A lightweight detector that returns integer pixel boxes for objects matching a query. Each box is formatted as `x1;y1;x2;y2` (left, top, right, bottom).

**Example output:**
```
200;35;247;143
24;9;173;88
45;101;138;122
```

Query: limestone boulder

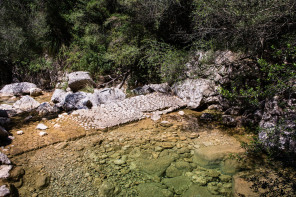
13;96;40;112
93;88;126;104
0;82;37;96
133;83;171;95
172;78;217;109
51;89;72;105
67;71;96;92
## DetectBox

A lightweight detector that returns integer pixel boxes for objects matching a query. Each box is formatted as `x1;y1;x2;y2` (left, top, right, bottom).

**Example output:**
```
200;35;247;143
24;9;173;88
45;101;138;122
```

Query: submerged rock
162;176;192;195
193;145;244;169
35;175;50;189
137;183;173;197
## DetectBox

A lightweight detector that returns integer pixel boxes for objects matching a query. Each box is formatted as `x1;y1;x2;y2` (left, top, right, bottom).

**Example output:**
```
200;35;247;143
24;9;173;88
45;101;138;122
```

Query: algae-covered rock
162;176;192;195
131;155;175;177
166;165;182;178
137;183;173;197
183;184;215;197
193;145;244;168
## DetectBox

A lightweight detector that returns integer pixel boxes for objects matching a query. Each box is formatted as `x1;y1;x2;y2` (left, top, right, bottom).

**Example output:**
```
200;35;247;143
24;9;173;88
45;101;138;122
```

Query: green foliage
191;0;296;52
220;43;296;109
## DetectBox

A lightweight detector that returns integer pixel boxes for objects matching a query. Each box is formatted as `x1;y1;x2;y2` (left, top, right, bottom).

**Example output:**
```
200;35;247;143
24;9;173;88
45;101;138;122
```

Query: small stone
160;121;173;127
114;159;126;165
179;136;187;141
161;142;174;149
36;124;48;130
17;130;24;135
155;146;163;152
178;111;185;116
189;133;199;139
32;193;38;197
39;132;48;136
53;124;61;128
35;175;50;189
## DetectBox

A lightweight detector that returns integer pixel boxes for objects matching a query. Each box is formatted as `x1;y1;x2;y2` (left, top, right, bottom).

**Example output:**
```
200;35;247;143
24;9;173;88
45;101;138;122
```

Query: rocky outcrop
0;82;37;96
172;78;218;109
68;71;96;92
12;96;40;112
73;92;186;129
259;96;296;153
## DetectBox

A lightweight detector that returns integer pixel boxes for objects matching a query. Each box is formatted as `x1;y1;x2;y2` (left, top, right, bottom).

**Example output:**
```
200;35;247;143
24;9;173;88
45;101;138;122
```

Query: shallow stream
3;109;256;197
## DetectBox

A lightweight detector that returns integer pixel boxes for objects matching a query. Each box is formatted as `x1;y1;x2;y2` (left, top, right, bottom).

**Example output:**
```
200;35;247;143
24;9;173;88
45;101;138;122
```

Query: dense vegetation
1;0;295;89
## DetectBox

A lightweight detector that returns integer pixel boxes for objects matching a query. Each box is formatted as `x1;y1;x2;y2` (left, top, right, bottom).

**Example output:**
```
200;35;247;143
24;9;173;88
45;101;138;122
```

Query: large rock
0;82;37;96
51;89;72;105
68;71;95;92
172;78;217;109
63;92;92;111
12;96;40;111
93;88;126;104
35;102;59;117
259;96;296;153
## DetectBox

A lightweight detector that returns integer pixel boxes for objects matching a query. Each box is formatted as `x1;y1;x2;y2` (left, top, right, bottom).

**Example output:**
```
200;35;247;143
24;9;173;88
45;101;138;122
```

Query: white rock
53;124;61;128
16;130;24;135
39;131;48;136
0;165;12;179
0;153;11;165
0;185;10;197
178;111;185;116
36;123;48;130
